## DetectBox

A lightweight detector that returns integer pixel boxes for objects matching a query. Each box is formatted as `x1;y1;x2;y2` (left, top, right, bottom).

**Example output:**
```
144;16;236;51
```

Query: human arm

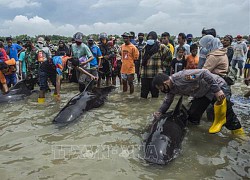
97;47;103;68
202;55;217;72
81;45;94;65
76;66;98;80
54;74;61;101
81;56;94;66
243;43;248;55
0;71;8;94
199;69;226;101
154;93;175;119
133;46;139;61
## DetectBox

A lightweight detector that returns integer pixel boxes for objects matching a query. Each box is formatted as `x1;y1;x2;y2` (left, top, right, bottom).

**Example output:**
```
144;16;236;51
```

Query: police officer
152;69;244;136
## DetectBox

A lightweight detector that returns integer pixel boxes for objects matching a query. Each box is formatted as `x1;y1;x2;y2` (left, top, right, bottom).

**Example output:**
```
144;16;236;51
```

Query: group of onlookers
0;29;249;103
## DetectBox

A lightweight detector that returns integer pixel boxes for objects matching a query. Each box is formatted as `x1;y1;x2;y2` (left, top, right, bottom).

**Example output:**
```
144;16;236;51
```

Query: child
170;46;186;75
185;44;199;69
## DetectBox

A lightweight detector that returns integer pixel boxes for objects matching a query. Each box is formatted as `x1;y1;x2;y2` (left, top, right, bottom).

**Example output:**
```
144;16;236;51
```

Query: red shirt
0;48;8;62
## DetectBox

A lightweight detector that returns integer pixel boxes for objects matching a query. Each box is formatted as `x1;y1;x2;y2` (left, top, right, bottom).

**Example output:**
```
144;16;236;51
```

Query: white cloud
0;0;40;8
90;0;137;8
1;15;52;35
0;0;249;39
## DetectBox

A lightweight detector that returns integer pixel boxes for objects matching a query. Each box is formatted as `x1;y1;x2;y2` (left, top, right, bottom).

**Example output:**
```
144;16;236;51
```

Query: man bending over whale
152;69;244;136
37;56;97;103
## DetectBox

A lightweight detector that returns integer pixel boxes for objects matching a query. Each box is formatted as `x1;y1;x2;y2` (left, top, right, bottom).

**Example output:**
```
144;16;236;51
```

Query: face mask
76;42;82;46
177;53;183;58
138;37;144;42
37;43;43;49
88;41;94;46
147;39;155;45
161;84;170;94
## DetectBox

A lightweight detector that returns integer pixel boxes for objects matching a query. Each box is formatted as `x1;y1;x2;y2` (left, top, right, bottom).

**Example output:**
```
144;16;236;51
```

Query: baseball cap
236;35;242;39
187;34;193;39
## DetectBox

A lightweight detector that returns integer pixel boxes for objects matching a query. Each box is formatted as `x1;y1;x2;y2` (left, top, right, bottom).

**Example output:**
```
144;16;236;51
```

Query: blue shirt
19;51;27;73
4;43;23;61
89;44;102;68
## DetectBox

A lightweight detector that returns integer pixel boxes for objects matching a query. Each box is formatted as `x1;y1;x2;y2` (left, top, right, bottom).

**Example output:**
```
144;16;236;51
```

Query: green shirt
71;43;93;59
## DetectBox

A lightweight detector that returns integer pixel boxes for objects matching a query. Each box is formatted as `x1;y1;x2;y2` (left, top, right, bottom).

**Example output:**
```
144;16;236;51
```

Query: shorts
232;59;244;69
5;73;17;87
121;73;134;81
39;70;56;91
244;58;250;69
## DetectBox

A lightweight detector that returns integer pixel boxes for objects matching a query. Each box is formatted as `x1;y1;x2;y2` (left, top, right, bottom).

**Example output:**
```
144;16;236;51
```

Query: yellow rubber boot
209;98;227;133
231;128;245;136
38;98;45;104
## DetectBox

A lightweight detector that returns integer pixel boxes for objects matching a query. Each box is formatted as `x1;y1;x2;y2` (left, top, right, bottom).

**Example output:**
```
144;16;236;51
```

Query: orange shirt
186;54;199;69
120;43;139;74
0;71;6;84
0;58;16;84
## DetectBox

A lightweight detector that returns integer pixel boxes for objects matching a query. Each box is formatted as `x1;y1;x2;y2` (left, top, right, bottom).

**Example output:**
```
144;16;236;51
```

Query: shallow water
0;80;249;180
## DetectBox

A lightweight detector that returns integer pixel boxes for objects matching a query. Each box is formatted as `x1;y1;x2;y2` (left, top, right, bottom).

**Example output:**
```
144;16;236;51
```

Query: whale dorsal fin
172;96;183;116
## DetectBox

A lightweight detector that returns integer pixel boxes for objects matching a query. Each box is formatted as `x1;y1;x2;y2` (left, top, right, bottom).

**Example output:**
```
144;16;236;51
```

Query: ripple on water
0;84;249;179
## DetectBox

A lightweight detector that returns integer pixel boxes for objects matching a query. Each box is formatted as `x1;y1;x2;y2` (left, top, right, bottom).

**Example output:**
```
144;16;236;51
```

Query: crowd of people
0;28;249;136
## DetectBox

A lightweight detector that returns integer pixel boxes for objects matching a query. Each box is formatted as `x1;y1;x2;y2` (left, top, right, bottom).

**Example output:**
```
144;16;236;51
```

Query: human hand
153;112;162;119
215;90;226;102
81;61;88;65
91;76;98;80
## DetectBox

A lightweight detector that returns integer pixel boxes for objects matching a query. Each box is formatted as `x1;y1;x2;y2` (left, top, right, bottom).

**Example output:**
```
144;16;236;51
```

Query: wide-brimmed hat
37;37;45;43
88;36;94;41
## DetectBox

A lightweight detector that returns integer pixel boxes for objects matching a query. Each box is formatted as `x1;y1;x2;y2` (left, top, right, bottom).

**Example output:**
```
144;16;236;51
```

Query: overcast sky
0;0;249;38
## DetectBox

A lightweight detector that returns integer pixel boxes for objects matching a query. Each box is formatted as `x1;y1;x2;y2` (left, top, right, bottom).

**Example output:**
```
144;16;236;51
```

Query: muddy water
0;80;249;180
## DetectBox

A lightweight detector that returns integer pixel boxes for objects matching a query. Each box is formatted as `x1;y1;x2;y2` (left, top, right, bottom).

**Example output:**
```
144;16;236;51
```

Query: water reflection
0;82;249;179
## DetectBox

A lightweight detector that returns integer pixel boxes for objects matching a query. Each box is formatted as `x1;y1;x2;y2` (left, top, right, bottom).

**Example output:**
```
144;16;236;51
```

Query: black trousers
141;78;159;99
188;88;242;130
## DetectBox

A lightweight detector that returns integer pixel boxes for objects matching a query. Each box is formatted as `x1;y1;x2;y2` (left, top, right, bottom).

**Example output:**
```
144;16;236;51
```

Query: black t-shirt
247;49;250;59
39;60;56;74
171;57;186;74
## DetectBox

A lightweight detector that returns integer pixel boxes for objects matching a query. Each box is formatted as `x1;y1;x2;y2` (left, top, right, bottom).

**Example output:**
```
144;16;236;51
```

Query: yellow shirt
167;43;174;56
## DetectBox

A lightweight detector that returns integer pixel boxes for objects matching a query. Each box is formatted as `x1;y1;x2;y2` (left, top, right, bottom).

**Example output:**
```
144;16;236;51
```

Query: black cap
138;32;144;37
161;32;170;37
6;37;12;41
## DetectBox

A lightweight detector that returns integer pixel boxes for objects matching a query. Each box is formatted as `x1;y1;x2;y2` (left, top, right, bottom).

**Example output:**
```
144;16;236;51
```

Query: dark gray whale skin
144;96;188;165
53;86;115;124
0;80;32;103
